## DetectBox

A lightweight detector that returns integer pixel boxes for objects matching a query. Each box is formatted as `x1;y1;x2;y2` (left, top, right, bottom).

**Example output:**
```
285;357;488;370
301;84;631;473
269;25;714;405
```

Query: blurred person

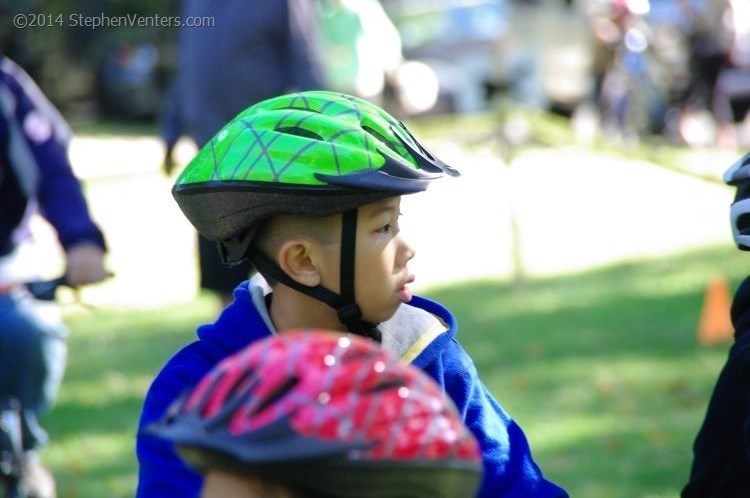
588;0;630;105
678;0;731;111
712;0;750;149
0;54;108;498
147;329;484;498
587;0;640;139
589;0;673;140
136;90;568;497
671;0;731;146
682;152;750;497
97;42;161;120
315;0;402;103
164;0;325;307
158;79;184;177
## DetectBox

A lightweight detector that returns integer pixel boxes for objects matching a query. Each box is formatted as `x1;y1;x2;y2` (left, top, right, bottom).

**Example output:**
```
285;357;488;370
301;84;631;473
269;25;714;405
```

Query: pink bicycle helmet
149;330;482;498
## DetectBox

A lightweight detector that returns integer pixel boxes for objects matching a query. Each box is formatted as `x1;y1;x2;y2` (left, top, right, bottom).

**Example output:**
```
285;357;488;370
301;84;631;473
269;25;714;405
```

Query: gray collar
247;275;448;361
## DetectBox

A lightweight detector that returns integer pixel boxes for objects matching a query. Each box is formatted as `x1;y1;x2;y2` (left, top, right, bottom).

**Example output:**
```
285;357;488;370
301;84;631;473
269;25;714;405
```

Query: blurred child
683;152;750;497
147;329;483;498
136;90;568;497
0;53;108;498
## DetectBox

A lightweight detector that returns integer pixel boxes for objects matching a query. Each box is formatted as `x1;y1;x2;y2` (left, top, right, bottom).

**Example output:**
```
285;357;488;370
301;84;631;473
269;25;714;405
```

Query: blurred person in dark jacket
683;152;750;498
160;0;325;308
0;53;108;498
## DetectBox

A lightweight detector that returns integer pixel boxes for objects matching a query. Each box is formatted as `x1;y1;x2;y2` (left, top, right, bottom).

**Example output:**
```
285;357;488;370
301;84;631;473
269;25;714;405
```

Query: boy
682;152;750;497
136;90;567;497
147;329;484;498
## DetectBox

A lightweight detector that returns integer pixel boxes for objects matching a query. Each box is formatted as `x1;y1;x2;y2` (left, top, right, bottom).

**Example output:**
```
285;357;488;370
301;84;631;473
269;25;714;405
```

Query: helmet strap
246;209;380;342
338;209;380;340
248;247;342;308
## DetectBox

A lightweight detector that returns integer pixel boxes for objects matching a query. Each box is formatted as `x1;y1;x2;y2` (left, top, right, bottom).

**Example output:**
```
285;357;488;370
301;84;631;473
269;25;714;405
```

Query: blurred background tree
0;0;181;121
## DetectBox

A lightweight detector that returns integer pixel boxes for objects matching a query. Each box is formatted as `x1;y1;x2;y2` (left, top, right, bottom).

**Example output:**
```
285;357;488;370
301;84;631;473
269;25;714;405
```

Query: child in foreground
136;90;568;497
148;329;483;498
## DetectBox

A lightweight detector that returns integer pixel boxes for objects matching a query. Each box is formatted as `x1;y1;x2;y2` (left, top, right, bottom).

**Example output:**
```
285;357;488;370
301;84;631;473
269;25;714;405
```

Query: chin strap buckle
337;303;382;343
337;302;363;328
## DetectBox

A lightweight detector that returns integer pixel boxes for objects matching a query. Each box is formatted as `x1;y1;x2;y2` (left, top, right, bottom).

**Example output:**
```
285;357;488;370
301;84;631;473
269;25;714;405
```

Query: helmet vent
276;126;323;142
253;375;300;416
364;378;405;394
285;105;322;114
738;213;750;235
363;126;400;156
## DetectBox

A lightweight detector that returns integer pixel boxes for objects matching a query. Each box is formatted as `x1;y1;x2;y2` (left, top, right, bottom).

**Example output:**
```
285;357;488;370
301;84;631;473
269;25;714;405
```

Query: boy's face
319;196;416;324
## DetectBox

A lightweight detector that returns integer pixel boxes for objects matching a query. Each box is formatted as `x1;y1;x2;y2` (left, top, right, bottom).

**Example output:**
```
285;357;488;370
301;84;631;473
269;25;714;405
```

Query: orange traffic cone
697;276;734;346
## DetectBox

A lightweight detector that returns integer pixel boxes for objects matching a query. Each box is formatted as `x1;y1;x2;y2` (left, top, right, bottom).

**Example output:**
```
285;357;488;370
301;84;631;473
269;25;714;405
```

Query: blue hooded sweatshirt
136;277;568;497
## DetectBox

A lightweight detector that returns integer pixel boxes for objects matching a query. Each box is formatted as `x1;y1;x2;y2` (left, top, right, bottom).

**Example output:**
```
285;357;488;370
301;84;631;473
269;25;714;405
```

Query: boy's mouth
397;275;415;303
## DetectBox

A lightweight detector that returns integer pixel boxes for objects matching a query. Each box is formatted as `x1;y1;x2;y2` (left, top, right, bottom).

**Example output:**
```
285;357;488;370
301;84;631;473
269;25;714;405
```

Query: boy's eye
376;224;393;234
374;210;401;235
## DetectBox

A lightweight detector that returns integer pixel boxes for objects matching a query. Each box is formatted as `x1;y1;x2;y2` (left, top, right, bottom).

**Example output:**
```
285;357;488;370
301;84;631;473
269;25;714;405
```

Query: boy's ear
276;239;321;287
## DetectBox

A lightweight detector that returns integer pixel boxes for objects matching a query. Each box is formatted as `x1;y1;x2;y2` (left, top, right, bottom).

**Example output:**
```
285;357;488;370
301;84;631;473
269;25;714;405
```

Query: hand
65;243;108;287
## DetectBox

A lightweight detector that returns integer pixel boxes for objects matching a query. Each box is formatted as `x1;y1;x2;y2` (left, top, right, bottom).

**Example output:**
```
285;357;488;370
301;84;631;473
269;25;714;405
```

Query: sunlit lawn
40;243;744;497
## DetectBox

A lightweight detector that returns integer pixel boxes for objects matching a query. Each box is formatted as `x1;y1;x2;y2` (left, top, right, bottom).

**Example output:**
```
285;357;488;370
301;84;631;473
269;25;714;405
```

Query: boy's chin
367;304;402;325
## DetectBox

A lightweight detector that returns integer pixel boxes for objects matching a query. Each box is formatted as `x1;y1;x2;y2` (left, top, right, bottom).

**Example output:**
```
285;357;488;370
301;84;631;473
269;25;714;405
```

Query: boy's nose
399;237;416;265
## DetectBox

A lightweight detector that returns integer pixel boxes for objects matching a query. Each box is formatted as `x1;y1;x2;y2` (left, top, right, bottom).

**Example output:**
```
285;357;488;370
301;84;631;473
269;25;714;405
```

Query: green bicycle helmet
173;91;458;337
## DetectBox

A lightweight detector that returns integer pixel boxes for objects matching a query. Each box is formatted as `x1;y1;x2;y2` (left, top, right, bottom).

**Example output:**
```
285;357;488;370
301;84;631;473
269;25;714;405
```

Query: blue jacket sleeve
420;339;568;498
135;285;273;497
135;351;207;498
5;71;106;251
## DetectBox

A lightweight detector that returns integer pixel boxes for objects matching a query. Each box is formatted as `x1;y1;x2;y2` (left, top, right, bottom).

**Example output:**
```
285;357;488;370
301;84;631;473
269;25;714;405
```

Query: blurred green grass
41;243;745;497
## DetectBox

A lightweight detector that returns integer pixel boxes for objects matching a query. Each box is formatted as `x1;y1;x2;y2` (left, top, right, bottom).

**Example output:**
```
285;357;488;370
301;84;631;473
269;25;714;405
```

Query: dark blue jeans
0;289;67;450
